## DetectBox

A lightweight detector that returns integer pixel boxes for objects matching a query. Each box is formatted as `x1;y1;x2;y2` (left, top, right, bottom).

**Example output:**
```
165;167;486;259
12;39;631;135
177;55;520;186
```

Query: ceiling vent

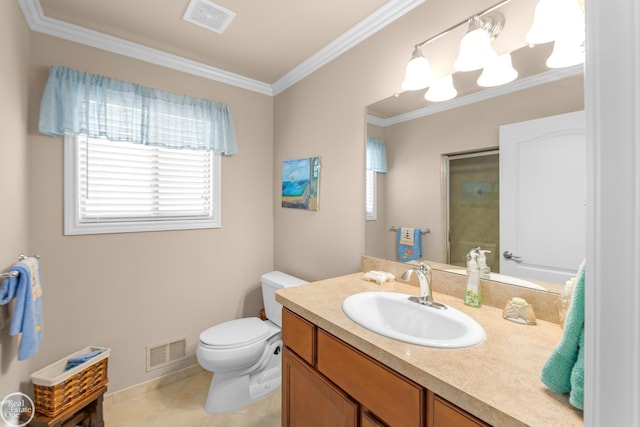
183;0;236;34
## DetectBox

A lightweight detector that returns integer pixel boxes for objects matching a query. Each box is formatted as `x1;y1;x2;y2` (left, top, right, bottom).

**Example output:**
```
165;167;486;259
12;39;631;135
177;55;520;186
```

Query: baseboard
104;364;204;404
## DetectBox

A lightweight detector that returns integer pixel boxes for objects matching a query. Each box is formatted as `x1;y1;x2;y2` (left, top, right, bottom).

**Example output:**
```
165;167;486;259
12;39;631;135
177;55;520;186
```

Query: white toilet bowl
196;271;306;413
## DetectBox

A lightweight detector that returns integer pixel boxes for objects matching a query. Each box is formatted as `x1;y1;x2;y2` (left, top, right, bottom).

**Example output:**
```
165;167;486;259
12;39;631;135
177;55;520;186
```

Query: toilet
196;271;307;413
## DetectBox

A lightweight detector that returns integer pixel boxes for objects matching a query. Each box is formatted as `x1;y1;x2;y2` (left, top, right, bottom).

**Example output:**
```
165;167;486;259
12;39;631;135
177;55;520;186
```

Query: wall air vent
183;0;236;34
146;338;187;371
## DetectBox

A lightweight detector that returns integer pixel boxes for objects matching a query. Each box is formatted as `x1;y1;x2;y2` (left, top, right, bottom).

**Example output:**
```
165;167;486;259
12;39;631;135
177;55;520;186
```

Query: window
365;137;387;221
64;134;220;235
365;169;377;220
38;66;236;235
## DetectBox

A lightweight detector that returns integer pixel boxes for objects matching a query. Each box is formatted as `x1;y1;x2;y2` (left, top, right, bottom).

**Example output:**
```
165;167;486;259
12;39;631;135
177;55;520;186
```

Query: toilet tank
261;271;307;327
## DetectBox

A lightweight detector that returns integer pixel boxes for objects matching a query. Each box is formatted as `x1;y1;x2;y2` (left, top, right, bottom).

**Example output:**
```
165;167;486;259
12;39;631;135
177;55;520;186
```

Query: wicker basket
31;346;110;417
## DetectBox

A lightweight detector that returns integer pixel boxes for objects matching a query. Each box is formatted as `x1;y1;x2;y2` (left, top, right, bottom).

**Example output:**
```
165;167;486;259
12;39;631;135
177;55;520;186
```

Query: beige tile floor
104;371;281;427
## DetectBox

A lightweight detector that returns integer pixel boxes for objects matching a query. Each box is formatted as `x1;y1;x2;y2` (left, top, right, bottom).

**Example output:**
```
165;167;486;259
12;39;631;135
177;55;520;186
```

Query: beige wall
373;75;584;263
0;0;32;397
20;34;274;392
272;3;415;280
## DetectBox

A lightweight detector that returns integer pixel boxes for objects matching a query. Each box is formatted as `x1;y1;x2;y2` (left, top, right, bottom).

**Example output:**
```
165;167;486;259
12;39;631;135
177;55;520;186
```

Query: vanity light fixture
399;0;584;104
477;52;518;87
425;75;457;102
526;0;584;46
526;0;585;68
525;0;559;45
401;47;432;90
546;37;584;69
453;13;503;72
400;0;513;103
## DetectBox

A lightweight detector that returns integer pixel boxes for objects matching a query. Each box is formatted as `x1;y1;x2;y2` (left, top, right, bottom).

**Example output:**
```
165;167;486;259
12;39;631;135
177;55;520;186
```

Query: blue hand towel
65;349;105;371
0;261;44;360
540;259;585;410
397;228;422;262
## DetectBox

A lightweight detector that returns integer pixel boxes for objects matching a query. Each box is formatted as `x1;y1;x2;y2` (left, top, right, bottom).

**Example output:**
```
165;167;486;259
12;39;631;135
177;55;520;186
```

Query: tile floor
104;371;281;427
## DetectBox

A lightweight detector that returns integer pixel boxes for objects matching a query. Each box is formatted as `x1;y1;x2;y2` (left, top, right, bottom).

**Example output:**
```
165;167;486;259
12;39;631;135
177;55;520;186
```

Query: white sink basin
342;292;486;348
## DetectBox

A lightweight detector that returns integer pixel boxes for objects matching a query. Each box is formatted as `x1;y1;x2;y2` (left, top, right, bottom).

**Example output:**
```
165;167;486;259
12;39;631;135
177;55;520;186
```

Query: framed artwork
282;156;321;211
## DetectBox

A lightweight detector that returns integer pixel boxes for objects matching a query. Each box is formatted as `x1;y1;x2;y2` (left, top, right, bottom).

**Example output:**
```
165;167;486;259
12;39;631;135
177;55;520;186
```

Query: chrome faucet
401;262;447;310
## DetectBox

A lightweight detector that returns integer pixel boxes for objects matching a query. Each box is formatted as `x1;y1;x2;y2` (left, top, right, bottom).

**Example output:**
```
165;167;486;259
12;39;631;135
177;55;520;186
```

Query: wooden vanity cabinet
427;390;490;427
282;347;358;426
281;308;489;427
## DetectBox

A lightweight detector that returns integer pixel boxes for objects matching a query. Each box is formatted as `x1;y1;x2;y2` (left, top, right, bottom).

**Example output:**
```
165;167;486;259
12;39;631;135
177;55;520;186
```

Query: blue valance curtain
38;65;238;155
366;137;388;173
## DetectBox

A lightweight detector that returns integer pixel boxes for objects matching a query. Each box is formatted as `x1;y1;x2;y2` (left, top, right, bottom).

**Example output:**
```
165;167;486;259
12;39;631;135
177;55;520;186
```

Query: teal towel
540;259;585;410
569;328;585;410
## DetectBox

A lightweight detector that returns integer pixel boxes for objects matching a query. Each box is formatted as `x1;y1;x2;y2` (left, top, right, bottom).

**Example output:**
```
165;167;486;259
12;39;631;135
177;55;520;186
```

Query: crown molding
17;0;274;95
271;0;426;95
18;0;424;97
368;65;584;127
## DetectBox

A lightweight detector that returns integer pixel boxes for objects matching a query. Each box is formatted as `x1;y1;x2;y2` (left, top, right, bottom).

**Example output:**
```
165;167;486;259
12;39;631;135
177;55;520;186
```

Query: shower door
444;150;500;271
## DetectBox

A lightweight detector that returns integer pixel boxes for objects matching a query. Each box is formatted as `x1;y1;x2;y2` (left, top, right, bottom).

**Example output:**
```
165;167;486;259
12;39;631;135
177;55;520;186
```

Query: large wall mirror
365;0;585;294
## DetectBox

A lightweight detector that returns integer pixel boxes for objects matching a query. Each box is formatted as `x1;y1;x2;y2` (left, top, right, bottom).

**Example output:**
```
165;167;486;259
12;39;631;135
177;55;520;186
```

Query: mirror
364;4;584;294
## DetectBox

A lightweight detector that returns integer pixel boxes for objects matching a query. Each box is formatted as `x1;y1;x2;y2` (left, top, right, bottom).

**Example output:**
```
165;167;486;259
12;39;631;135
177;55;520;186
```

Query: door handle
503;251;523;261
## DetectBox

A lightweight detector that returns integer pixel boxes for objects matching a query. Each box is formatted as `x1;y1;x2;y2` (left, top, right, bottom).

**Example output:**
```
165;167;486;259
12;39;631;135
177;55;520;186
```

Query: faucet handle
419;262;431;273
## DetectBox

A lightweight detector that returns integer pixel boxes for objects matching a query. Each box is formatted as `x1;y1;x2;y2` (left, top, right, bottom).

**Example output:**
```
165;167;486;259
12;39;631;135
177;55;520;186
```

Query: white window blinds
65;134;220;234
366;169;377;220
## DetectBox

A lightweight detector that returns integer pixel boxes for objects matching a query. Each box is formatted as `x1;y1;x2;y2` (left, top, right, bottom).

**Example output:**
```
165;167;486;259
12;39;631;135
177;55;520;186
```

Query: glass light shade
401;49;432;91
454;27;497;72
477;53;518;87
526;0;585;45
425;75;457;102
556;0;585;45
546;37;585;68
526;0;560;45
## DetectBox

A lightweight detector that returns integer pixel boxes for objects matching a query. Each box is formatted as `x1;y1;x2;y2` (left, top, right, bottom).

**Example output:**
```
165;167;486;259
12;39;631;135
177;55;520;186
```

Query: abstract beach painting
282;156;321;211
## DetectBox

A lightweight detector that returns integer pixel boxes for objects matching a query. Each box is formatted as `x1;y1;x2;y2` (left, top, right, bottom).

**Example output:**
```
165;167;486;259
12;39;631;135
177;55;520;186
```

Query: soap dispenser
477;250;491;280
464;253;482;308
466;247;480;275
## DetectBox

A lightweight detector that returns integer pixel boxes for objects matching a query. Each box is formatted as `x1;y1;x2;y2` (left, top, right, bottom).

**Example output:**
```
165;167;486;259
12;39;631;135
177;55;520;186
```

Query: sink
444;269;547;291
342;291;485;348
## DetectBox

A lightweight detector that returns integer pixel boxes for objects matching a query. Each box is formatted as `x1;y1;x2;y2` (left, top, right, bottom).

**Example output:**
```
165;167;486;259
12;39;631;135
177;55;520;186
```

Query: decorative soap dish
503;297;537;325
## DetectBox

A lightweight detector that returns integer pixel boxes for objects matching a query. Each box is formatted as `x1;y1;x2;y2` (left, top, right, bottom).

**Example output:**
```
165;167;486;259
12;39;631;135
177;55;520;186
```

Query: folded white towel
22;256;42;301
363;271;395;285
399;227;415;246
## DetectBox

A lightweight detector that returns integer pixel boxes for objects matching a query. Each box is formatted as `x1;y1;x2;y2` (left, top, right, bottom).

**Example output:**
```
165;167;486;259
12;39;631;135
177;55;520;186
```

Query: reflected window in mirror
365;137;388;221
365;169;377;220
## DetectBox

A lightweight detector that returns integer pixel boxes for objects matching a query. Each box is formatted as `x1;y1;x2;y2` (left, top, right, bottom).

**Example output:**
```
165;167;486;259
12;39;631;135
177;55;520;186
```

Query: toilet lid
200;317;270;349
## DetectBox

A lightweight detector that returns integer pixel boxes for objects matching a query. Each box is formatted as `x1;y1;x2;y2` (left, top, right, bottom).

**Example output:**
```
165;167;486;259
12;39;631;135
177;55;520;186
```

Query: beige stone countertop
276;273;584;427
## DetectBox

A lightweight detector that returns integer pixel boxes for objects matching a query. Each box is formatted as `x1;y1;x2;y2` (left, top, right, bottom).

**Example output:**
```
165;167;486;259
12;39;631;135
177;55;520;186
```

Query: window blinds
77;135;215;223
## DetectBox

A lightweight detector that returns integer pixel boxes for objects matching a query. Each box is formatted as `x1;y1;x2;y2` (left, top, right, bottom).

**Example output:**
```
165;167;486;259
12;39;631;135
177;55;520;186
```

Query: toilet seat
200;317;270;349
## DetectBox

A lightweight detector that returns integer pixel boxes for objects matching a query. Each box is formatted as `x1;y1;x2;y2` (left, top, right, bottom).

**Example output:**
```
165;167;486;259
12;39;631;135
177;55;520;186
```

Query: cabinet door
316;330;424;427
282;308;315;364
282;347;358;427
428;391;490;427
361;410;388;427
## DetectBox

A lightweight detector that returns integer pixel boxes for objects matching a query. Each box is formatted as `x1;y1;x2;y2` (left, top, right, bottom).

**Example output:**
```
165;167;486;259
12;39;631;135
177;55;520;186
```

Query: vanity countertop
276;273;584;427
